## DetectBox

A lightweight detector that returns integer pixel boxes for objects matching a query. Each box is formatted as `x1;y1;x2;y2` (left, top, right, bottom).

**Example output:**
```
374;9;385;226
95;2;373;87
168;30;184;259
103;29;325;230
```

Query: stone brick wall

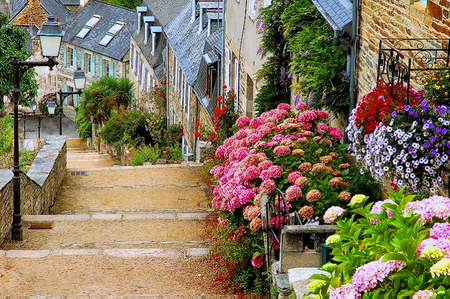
357;0;450;97
0;136;67;244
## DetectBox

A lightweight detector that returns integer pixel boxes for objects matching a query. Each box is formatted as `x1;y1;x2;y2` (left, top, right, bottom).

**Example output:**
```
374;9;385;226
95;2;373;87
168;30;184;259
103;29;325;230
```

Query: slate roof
9;0;27;20
62;0;136;61
131;0;188;79
142;0;188;27
311;0;352;35
60;0;80;5
9;0;70;23
41;0;70;23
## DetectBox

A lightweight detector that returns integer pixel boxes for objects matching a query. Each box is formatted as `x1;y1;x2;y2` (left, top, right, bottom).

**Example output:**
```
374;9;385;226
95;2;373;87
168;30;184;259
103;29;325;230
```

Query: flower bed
204;103;379;294
308;190;450;298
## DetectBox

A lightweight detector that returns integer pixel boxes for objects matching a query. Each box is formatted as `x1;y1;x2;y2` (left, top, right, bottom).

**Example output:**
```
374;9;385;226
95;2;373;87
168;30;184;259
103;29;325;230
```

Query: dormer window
99;21;125;46
76;14;102;39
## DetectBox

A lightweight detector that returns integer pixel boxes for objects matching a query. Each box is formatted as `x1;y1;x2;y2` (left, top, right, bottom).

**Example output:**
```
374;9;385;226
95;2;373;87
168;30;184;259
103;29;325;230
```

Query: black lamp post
55;66;86;135
10;15;64;241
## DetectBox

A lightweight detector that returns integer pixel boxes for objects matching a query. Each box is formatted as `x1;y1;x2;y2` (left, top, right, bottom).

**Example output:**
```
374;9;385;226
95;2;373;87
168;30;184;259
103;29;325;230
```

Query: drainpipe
221;0;226;96
344;0;359;143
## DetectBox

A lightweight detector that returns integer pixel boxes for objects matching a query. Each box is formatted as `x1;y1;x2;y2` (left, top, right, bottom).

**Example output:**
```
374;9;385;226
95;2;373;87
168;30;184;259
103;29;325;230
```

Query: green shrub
75;105;92;140
99;110;148;149
162;146;182;161
129;145;161;166
0;115;13;155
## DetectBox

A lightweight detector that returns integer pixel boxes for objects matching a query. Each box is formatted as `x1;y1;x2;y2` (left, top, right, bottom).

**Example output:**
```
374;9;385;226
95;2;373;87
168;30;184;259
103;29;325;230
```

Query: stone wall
357;0;450;97
0;135;67;244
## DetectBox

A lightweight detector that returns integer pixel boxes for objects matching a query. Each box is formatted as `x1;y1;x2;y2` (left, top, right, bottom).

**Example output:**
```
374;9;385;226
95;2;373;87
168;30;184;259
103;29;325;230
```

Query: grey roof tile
41;0;70;23
311;0;352;35
62;0;136;61
9;0;27;20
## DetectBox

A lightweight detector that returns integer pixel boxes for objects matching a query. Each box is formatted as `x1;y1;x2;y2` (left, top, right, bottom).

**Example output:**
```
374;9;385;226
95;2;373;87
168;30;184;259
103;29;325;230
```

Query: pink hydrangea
404;196;450;222
215;145;226;159
210;165;224;180
369;199;396;223
273;145;291;157
323;206;345;223
247;133;262;143
330;284;361;299
417;238;450;258
295;102;308;111
316;122;328;134
249;117;265;129
235;116;250;128
351;260;404;293
277;103;291;111
258;160;273;170
287;171;303;184
430;223;450;239
328;127;343;139
260;165;283;180
285;185;302;201
251;253;264;268
260;179;276;194
244;166;261;180
412;290;436;299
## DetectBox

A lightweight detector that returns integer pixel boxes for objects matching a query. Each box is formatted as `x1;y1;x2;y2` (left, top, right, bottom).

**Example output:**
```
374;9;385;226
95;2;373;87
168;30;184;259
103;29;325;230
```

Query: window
146;72;151;92
224;47;230;88
263;0;272;7
68;48;73;67
234;58;240;112
76;15;101;39
246;74;254;117
99;22;125;47
130;45;134;72
85;53;92;73
247;0;257;20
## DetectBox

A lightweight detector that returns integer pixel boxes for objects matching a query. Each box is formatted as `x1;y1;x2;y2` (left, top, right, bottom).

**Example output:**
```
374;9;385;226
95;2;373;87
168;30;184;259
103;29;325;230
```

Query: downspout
165;36;170;128
221;0;226;97
344;0;359;143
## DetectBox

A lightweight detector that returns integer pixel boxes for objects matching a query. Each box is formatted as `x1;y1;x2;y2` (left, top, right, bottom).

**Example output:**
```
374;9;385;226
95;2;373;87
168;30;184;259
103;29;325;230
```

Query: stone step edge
10;240;211;249
66;163;203;172
0;248;209;259
51;208;214;214
23;212;211;222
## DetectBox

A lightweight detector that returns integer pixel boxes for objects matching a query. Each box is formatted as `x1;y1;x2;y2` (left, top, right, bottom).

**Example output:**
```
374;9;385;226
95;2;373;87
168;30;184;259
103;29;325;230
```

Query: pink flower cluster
404;196;450;222
417;222;450;259
351;260;405;293
330;283;361;299
369;199;396;223
323;206;345;223
211;103;347;226
251;253;264;268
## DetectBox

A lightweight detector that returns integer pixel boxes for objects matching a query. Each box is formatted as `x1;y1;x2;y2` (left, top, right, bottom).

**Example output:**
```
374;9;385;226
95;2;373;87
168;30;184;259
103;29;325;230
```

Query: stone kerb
0;135;67;244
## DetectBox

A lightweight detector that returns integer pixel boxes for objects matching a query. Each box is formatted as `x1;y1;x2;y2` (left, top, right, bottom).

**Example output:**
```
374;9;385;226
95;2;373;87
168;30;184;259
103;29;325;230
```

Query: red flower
194;131;200;138
222;84;227;89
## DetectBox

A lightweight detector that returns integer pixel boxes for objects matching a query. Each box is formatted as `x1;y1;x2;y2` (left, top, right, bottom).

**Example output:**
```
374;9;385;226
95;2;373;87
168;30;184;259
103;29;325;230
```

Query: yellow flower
321;262;337;272
435;85;441;90
349;194;368;206
325;234;341;245
307;280;326;290
430;258;450;277
421;246;443;260
442;85;446;88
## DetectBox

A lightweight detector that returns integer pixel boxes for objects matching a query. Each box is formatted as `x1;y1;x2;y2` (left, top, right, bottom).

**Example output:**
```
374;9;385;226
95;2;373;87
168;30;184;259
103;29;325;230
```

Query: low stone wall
0;136;67;244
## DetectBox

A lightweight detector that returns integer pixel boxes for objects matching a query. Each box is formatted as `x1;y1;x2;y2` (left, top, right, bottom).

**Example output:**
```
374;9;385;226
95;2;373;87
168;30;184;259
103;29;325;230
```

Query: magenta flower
330;283;361;299
295;102;308;111
258;160;273;170
285;185;302;201
430;223;450;239
251;253;264;268
277;103;291;111
244;166;261;180
260;179;276;194
316;122;328;134
351;260;404;293
287;171;303;184
273;145;291;157
235;116;250;128
328;127;343;139
249;117;265;129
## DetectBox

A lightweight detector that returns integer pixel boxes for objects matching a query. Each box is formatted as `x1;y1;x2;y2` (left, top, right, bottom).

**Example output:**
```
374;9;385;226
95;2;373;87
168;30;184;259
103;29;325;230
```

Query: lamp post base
12;226;23;241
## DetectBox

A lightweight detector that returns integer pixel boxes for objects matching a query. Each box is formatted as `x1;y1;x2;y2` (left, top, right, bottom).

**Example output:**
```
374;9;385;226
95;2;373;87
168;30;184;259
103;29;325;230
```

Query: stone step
23;213;211;221
0;253;215;296
53;184;208;213
3;296;247;299
67;152;111;157
50;209;213;215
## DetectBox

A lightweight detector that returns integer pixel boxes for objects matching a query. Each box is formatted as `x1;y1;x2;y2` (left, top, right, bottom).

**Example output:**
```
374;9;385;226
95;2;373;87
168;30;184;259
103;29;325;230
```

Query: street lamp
10;15;64;241
57;66;86;135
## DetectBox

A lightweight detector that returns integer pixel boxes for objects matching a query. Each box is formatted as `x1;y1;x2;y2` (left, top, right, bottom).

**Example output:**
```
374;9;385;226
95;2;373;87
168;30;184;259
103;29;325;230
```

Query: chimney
136;6;148;33
143;16;155;45
151;26;162;56
191;0;196;23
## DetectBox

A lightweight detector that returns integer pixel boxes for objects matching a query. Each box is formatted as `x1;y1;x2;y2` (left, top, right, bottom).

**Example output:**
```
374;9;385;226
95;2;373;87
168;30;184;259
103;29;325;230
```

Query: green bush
130;145;161;166
162;146;182;161
0;115;13;155
99;110;148;149
74;105;92;140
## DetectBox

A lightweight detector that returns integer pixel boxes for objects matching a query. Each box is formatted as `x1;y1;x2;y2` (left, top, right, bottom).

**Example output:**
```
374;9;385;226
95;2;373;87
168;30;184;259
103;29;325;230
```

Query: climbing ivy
256;0;350;116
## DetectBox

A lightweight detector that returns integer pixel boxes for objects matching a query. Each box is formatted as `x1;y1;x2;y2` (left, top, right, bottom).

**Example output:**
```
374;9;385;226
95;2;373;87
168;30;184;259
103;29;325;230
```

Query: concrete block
280;251;322;273
102;248;183;259
91;214;122;221
186;248;209;257
6;250;50;258
122;213;176;220
177;213;208;220
52;249;100;256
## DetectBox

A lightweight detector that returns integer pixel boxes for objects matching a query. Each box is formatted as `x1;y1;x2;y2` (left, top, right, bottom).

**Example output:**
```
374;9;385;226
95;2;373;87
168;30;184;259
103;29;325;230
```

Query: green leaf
382;252;407;262
309;274;330;280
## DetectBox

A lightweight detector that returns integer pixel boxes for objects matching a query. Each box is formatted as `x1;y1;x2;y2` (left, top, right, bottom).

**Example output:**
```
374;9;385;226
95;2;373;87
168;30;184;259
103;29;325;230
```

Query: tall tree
0;14;38;110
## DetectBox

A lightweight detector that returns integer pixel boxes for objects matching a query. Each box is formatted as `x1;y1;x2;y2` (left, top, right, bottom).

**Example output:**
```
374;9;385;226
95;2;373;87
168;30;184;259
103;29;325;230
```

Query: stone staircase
0;138;216;297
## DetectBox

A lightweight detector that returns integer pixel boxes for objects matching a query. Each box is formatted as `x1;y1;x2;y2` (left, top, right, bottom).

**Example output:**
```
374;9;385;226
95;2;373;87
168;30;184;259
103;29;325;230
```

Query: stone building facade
224;0;271;117
357;0;450;97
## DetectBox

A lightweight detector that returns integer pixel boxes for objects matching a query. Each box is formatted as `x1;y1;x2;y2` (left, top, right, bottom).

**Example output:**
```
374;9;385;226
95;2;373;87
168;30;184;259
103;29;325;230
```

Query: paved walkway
0;139;215;296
